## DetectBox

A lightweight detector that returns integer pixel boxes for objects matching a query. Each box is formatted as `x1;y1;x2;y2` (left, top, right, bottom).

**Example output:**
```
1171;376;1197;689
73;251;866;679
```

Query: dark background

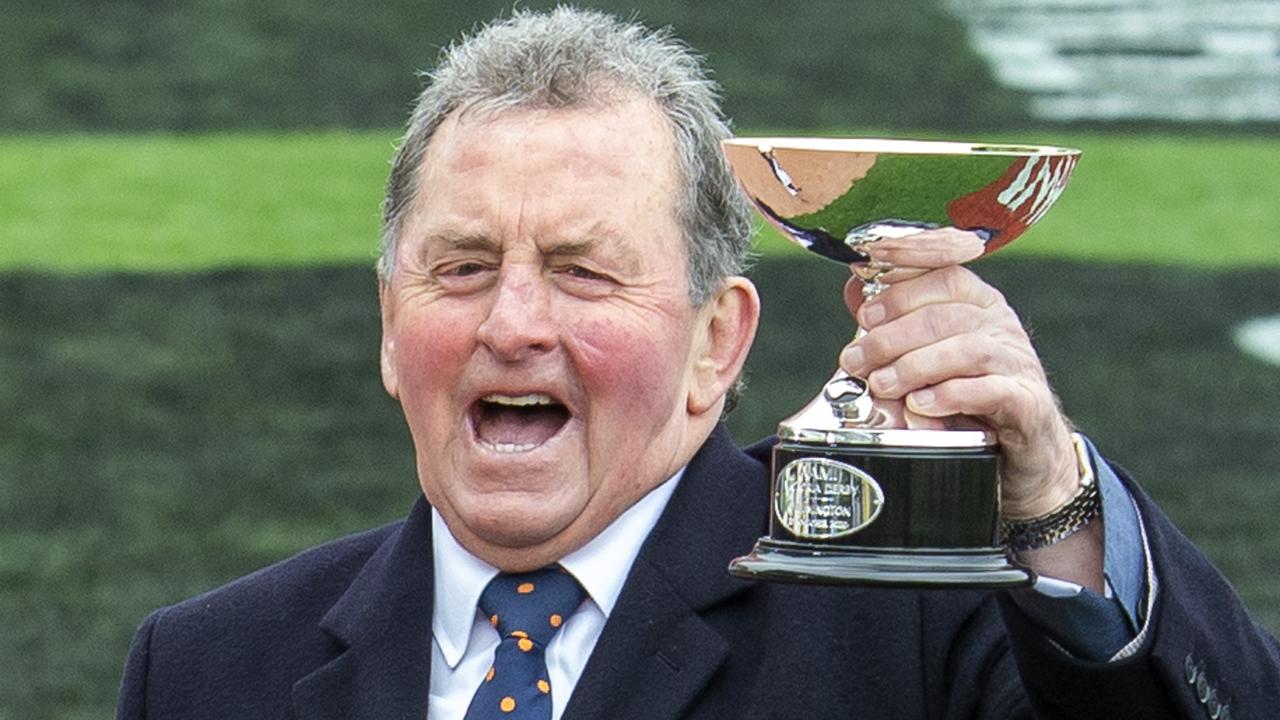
1;0;1026;133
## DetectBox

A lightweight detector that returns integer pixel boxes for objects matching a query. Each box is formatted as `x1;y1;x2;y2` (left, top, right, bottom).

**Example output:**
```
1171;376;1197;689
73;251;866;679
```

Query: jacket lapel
292;425;768;720
564;425;768;720
292;499;437;720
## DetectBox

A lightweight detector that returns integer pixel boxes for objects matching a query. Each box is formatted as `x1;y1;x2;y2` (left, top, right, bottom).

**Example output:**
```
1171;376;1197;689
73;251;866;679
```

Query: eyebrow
545;226;644;273
419;226;646;272
428;232;500;253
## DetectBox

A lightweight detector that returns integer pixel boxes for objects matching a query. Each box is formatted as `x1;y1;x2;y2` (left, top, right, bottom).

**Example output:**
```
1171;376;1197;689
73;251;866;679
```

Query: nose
475;266;557;362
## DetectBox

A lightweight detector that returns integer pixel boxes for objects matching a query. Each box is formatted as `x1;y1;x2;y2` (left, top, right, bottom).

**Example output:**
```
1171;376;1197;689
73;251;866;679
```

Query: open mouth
470;393;571;453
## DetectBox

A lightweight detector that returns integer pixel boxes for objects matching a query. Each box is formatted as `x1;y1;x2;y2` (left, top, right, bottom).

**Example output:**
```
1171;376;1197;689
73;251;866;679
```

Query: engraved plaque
774;458;884;539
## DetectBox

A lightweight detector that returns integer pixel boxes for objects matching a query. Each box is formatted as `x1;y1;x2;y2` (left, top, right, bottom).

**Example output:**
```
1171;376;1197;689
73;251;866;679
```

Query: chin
450;490;585;555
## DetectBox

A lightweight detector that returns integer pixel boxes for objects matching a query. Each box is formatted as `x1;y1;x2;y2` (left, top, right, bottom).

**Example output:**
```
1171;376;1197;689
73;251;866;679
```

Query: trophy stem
826;234;896;424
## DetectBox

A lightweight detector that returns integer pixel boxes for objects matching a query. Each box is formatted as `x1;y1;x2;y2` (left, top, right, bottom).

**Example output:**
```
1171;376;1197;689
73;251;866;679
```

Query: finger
873;266;932;284
844;302;991;380
907;376;1077;517
848;267;935;306
872;327;1044;401
863;227;986;268
848;397;949;432
904;409;989;432
903;375;1045;440
843;274;867;317
902;406;949;430
858;265;1004;329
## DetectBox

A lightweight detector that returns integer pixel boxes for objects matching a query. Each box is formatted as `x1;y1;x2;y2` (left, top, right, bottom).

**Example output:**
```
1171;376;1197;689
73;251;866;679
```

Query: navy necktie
463;566;585;719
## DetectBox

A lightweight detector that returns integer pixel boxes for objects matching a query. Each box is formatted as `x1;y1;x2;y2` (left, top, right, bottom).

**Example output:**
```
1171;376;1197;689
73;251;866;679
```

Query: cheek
391;310;476;409
570;312;693;414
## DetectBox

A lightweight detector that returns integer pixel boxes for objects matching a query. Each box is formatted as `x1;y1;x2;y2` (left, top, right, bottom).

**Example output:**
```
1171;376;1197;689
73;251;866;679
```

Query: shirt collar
431;509;499;669
430;467;684;669
559;467;683;618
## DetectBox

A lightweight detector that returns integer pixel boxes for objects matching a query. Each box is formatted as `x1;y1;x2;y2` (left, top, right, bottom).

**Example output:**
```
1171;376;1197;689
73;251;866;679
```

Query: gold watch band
1000;433;1102;552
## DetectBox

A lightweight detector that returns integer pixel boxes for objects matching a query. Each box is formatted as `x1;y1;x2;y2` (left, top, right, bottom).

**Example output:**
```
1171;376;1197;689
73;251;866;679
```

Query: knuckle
1006;320;1031;347
983;381;1018;422
875;285;906;316
984;283;1009;309
938;303;982;337
973;345;999;373
922;305;955;341
939;266;996;307
929;345;964;382
937;265;969;297
895;352;927;383
857;331;890;363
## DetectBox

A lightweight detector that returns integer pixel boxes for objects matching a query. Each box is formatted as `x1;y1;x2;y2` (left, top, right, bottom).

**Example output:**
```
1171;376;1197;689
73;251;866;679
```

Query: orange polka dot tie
463;566;585;720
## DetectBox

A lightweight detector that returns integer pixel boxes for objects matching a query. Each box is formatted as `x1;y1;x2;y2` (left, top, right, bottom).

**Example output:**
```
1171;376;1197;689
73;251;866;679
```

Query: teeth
482;393;556;407
479;440;539;453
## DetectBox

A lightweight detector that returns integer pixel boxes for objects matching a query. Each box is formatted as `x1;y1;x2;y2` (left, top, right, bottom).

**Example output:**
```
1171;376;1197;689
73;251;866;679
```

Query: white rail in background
945;0;1280;121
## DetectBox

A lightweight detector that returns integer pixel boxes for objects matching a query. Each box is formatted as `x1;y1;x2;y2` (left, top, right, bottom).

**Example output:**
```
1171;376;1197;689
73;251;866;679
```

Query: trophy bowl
724;137;1080;588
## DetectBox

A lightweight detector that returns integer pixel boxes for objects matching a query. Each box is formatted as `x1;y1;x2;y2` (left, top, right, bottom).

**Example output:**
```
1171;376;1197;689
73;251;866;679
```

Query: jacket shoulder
146;519;403;652
118;519;410;718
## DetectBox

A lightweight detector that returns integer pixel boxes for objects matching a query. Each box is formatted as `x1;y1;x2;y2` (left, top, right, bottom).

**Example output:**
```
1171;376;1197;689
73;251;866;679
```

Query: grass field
2;131;1279;718
3;130;1279;271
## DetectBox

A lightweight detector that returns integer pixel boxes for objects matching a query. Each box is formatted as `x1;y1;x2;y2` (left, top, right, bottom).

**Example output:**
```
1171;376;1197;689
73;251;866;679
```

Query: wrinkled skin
378;96;758;571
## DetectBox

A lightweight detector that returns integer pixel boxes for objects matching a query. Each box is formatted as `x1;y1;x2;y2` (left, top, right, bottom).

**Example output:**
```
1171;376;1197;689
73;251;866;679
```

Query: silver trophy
724;138;1080;587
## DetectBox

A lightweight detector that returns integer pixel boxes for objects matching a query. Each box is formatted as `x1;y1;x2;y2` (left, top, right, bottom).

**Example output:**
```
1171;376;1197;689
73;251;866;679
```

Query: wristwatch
1000;433;1102;552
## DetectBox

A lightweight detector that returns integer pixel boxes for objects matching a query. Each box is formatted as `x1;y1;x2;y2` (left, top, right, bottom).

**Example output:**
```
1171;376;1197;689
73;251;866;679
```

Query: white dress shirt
428;470;684;720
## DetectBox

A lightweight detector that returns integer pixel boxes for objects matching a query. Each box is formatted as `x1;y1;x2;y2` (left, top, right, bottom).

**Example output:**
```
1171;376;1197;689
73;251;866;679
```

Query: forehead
412;97;682;236
437;94;675;160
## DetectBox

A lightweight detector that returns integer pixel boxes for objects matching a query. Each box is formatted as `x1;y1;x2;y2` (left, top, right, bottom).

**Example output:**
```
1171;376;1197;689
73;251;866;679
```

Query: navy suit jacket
118;425;1280;719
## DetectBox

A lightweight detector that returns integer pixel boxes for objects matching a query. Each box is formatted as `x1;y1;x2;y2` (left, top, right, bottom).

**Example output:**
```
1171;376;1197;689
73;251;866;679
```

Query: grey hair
377;6;753;307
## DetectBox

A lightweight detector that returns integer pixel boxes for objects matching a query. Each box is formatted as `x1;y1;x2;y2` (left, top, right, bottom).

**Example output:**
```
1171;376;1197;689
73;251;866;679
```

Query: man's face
379;97;737;569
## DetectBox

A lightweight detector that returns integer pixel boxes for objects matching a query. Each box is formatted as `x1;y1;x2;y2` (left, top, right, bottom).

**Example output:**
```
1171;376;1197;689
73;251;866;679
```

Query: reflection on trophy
724;138;1080;587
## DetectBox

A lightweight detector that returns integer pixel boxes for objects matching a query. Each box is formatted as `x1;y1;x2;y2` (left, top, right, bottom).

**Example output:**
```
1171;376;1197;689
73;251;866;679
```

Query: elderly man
118;8;1279;719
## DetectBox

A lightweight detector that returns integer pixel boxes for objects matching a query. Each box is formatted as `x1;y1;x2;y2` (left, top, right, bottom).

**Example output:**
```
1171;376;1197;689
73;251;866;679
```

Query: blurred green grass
1;133;390;271
2;131;1279;271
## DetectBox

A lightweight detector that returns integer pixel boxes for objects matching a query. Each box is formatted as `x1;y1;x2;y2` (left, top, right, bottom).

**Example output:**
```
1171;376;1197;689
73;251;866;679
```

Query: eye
429;259;497;293
562;264;610;282
443;261;488;277
430;258;488;279
552;263;619;298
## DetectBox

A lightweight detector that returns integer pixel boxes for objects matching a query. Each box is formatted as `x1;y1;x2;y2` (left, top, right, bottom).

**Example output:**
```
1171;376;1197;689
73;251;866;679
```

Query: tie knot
479;566;584;647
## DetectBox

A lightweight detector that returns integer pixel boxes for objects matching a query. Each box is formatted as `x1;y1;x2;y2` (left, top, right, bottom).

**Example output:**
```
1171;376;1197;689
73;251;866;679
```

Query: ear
687;277;760;416
378;281;400;399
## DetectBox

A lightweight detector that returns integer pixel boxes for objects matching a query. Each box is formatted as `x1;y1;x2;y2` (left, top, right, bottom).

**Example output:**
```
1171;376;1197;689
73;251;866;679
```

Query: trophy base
735;417;1033;589
729;537;1034;588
